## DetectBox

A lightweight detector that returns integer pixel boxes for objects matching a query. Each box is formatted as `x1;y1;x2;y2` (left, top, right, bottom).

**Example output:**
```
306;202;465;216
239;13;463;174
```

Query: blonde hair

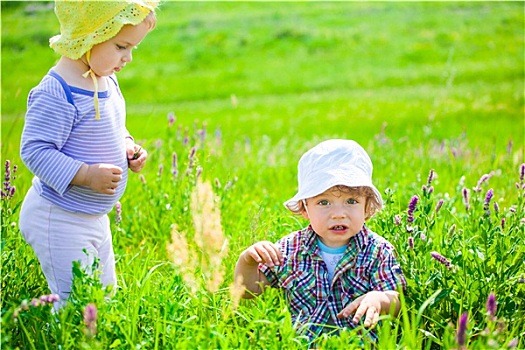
296;185;382;220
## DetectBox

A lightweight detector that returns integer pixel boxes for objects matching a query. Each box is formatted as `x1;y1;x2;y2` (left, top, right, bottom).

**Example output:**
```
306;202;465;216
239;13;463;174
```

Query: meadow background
1;1;524;349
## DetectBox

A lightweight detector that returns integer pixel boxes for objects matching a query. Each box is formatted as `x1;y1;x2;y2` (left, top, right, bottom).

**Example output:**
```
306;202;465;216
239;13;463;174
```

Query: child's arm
71;163;123;195
234;241;283;299
336;290;401;328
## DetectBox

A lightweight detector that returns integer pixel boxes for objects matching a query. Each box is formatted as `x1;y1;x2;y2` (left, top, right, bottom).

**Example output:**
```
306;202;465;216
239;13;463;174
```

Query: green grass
1;1;524;349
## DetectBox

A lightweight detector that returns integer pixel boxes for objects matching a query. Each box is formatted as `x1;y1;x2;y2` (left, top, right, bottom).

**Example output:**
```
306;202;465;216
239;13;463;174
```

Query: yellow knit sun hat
50;0;159;60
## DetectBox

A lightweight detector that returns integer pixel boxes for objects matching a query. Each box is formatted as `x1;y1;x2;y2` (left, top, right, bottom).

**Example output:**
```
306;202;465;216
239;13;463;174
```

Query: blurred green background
2;1;523;155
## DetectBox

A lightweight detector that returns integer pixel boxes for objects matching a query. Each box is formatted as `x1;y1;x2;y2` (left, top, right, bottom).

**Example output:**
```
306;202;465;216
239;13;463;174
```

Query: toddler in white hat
234;139;406;343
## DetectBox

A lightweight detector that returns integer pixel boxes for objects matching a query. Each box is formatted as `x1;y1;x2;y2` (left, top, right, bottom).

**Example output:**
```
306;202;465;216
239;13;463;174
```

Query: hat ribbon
81;50;100;120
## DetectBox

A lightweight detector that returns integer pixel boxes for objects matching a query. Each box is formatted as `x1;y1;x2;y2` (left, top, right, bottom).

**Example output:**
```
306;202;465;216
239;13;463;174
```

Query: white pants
19;186;116;306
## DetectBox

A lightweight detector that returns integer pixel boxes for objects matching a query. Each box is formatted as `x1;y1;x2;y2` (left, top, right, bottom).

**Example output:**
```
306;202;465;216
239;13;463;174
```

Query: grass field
1;1;524;349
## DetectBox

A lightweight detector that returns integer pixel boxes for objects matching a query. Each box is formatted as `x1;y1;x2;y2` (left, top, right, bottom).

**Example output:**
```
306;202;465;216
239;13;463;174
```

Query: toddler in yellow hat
19;0;158;309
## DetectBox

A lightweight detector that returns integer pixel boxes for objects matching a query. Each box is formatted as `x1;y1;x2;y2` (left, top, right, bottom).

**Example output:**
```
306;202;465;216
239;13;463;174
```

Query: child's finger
336;300;358;319
363;307;379;328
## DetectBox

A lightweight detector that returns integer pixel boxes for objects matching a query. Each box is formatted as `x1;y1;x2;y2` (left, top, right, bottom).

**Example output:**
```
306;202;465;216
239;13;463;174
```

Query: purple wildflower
506;140;513;154
483;188;494;211
408;236;414;249
394;215;401;226
167;112;176;127
473;173;491;192
493;201;499;214
501;218;505;231
196;166;202;179
183;127;189;146
456;311;468;347
462;188;470;211
486;292;496;320
172;152;178;178
2;160;17;199
508;338;519;348
427;169;435;185
215;127;222;145
435;199;444;214
115;202;122;225
83;303;98;338
520;163;525;182
188;146;196;160
407;195;418;223
430;251;452;269
158;164;164;177
199;122;207;144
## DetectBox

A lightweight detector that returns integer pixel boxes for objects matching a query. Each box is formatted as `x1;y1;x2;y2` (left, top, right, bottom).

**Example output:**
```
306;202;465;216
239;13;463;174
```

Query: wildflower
2;160;17;199
215;127;222;145
435;199;444;214
157;164;163;177
115;202;122;225
508;338;519;348
394;215;401;226
486;292;497;321
462;188;470;211
473;173;491;192
493;201;499;214
501;218;505;231
456;311;468;348
196;166;202;179
483;188;494;211
520;163;525;183
430;251;452;269
189;146;196;160
427;169;436;185
506;140;513;154
172;152;178;178
183;127;189;146
167;112;176;127
199;122;207;144
83;303;97;338
407;195;418;223
408;236;414;249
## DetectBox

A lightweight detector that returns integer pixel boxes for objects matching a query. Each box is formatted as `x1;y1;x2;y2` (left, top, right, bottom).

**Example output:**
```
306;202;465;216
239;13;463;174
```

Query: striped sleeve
20;88;83;195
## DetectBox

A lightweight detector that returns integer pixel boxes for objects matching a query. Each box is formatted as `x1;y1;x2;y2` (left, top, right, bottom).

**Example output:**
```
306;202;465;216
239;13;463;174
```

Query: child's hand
241;241;283;268
337;291;387;328
85;163;123;195
126;143;147;173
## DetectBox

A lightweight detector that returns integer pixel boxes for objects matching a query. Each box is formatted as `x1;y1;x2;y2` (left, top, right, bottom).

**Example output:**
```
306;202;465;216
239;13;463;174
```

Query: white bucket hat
284;139;383;213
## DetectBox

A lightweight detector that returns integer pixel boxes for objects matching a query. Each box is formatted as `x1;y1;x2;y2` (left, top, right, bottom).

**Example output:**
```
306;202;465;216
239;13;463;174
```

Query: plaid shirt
260;225;406;341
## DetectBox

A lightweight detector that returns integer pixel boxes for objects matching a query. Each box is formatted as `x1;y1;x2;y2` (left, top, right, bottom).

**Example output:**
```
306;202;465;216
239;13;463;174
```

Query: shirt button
328;296;333;302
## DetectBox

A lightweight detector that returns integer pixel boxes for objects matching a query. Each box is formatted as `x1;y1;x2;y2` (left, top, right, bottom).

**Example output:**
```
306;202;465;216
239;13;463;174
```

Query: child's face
88;21;151;77
301;186;366;248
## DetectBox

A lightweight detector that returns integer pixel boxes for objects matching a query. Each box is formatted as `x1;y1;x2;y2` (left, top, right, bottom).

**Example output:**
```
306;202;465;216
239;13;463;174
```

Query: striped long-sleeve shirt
20;70;129;215
260;225;406;341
